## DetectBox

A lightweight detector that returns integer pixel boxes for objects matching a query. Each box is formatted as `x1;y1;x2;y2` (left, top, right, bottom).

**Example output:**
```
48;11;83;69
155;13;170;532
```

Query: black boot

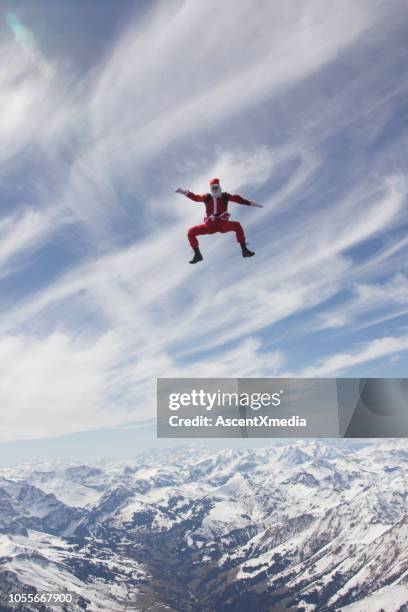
189;247;203;264
240;241;255;258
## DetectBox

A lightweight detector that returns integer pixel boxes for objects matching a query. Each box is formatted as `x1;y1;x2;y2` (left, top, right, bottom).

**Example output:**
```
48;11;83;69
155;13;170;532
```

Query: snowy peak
0;440;406;611
278;445;312;465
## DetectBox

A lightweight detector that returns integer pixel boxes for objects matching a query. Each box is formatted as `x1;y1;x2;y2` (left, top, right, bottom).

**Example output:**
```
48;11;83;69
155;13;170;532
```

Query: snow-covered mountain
0;440;407;611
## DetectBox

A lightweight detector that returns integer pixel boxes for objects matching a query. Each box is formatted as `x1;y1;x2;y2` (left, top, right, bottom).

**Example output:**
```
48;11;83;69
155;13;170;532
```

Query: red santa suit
186;190;251;248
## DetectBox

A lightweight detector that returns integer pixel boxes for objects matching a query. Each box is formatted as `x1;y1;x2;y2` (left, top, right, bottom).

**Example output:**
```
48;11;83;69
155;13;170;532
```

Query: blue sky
0;0;408;458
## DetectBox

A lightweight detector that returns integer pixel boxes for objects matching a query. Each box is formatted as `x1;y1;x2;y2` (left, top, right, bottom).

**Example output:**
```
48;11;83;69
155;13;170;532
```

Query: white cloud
0;0;407;442
314;274;408;331
0;207;70;277
296;335;408;377
0;163;404;440
68;0;382;230
0;39;75;166
0;331;135;442
0;330;283;442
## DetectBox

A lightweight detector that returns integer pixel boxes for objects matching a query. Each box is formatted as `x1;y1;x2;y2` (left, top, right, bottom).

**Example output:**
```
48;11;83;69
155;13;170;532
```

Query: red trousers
188;219;245;249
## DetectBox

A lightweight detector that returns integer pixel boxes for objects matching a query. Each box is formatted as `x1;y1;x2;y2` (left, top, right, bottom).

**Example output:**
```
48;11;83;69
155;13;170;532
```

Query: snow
342;585;408;611
0;441;408;610
0;534;18;557
2;528;147;612
34;476;104;507
0;530;72;562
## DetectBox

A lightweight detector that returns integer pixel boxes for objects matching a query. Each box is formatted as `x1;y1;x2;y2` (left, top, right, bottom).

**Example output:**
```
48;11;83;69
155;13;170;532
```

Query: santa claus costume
176;178;263;264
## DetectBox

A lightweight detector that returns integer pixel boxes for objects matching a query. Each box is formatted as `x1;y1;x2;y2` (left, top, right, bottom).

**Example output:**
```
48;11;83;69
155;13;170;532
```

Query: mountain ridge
0;441;407;611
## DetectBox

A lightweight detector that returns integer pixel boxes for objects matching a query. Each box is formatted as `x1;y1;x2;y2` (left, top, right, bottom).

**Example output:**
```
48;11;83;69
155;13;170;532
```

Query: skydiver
176;178;263;264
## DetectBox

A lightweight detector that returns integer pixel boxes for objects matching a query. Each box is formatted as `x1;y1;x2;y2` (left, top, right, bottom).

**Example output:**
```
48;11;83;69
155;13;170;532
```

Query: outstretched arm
175;188;206;202
228;193;263;208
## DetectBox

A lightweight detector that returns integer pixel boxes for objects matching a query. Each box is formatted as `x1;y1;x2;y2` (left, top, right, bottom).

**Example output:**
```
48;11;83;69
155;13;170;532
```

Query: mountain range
0;440;407;611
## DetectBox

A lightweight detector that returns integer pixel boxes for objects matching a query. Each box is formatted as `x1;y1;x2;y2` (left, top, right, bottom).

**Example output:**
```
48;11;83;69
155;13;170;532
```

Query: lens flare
5;12;53;77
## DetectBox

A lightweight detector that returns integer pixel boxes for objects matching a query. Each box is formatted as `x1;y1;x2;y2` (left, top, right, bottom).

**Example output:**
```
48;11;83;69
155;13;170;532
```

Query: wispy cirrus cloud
313;274;408;331
0;0;408;442
295;334;408;377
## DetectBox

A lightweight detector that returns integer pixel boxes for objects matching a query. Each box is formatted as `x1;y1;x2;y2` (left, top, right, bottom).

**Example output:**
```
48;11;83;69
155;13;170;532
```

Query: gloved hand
249;201;263;208
176;187;188;195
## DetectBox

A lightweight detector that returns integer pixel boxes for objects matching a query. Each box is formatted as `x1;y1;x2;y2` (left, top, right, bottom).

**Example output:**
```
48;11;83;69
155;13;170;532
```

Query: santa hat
209;178;220;186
